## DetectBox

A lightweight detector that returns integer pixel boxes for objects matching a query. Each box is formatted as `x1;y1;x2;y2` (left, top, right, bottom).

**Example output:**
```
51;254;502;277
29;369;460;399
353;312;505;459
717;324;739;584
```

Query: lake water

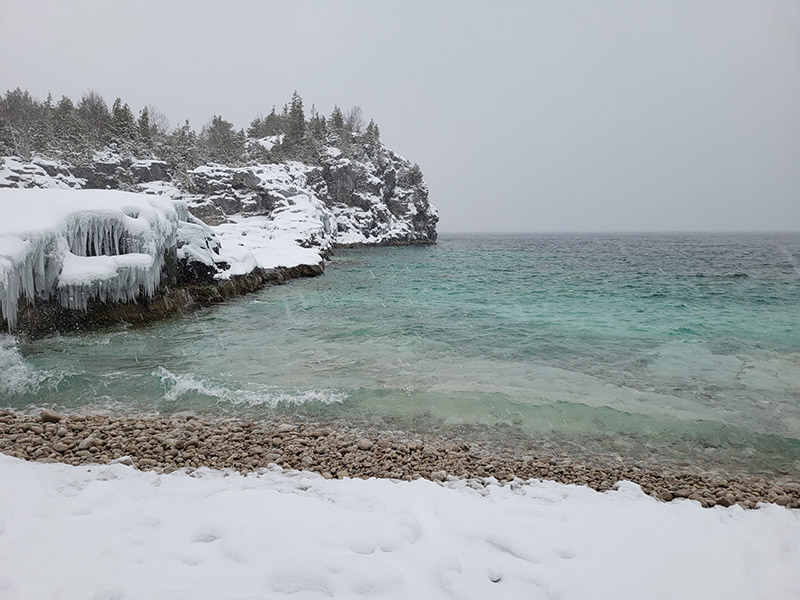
3;233;800;476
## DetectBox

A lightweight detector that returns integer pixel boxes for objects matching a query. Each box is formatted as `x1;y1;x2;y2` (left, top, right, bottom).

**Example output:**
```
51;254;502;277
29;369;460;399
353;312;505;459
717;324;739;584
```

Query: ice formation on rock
0;140;437;332
0;189;230;331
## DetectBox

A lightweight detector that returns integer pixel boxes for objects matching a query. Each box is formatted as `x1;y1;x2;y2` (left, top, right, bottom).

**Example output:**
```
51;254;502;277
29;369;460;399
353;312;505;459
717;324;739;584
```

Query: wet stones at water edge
0;409;798;510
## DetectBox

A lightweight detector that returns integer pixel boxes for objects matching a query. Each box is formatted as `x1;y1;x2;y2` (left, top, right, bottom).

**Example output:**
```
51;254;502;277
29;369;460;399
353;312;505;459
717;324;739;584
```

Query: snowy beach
2;450;800;600
2;187;799;598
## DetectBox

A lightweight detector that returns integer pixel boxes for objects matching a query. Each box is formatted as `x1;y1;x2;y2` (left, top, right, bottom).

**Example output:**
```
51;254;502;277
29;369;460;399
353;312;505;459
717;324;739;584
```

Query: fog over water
2;0;798;232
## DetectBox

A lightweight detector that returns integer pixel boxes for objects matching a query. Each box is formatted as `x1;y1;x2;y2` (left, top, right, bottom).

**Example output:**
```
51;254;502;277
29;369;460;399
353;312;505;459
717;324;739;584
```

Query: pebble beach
2;409;798;510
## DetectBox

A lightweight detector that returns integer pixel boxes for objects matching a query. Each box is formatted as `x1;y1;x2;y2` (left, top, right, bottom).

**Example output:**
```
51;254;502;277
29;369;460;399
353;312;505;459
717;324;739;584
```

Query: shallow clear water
3;233;800;475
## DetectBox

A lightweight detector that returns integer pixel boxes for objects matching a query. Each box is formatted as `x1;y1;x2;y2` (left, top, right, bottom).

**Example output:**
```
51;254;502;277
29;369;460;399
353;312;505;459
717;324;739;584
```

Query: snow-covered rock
183;144;439;246
0;188;233;331
149;163;335;274
0;137;437;334
0;156;85;190
309;145;438;246
1;139;438;249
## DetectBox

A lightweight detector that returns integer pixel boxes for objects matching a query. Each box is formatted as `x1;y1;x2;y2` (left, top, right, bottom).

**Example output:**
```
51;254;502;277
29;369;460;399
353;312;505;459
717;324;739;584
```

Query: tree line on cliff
0;88;384;173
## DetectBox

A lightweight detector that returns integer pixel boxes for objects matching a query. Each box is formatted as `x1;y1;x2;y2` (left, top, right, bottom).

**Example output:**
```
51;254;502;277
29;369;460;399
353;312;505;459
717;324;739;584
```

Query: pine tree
308;105;326;140
363;119;381;158
137;106;152;154
263;107;281;136
165;119;200;185
200;115;245;165
53;95;88;161
285;91;306;148
365;119;380;143
32;93;55;154
247;116;265;139
329;106;344;133
77;90;109;149
1;88;38;159
108;98;138;152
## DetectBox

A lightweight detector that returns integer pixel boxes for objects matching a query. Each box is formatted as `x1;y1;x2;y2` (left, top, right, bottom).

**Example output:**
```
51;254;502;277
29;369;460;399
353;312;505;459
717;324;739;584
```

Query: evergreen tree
32;93;55;154
76;90;109;149
263;107;281;136
308;105;326;140
363;119;381;158
53;95;88;161
165;119;200;185
0;88;38;159
108;98;138;151
285;91;306;148
200;115;245;165
329;105;344;133
247;116;265;139
365;119;380;143
137;106;152;153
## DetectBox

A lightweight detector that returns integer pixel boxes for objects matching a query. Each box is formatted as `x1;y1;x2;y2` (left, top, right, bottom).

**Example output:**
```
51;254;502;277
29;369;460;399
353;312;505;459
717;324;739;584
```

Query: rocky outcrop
183;145;438;246
0;188;251;336
1;141;438;247
308;145;438;246
7;264;323;339
0;154;169;191
0;137;437;336
0;156;85;189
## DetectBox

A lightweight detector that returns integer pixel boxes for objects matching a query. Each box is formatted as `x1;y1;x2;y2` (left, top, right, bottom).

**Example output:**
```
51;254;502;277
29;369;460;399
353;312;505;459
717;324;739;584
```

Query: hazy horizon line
436;229;800;235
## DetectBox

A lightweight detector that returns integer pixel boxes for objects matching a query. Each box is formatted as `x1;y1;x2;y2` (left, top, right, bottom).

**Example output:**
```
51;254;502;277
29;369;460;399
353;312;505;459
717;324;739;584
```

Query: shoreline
2;409;798;510
5;262;325;339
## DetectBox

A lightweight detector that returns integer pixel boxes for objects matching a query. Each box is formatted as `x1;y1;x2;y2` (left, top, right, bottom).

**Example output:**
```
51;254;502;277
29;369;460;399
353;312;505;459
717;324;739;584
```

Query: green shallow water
2;233;800;475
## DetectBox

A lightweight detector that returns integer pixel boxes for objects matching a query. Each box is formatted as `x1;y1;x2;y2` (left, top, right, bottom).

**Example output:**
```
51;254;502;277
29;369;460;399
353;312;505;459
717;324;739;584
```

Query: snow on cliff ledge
184;162;335;273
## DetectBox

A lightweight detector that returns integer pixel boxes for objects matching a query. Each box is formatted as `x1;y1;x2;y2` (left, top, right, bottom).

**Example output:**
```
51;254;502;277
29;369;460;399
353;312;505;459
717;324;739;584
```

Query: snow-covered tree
77;90;109;148
31;93;56;154
285;91;306;148
53;95;88;160
108;98;138;153
0;88;39;159
200;115;245;165
137;106;152;152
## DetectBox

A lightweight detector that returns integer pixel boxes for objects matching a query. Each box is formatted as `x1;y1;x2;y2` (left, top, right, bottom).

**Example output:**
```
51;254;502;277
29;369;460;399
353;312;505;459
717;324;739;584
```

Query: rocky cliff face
0;139;438;248
307;144;438;246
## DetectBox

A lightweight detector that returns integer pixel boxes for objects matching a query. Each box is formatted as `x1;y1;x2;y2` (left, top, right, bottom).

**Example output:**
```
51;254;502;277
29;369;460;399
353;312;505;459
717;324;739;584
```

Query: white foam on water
738;351;800;391
154;366;348;409
0;334;64;397
645;341;749;392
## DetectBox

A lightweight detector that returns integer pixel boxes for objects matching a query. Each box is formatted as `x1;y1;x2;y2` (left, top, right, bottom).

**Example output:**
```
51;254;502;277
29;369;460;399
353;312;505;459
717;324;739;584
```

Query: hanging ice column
0;189;180;331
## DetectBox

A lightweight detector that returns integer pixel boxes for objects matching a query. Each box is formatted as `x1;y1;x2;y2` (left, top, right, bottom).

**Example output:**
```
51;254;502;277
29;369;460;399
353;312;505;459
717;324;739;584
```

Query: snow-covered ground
1;454;798;600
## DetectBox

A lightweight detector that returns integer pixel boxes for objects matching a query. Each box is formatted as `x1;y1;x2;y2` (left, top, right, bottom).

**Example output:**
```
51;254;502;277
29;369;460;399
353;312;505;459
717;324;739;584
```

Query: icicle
1;190;183;332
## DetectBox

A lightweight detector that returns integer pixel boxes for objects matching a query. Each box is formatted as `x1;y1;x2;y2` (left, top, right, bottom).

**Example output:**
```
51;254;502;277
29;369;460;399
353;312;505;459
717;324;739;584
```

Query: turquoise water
2;233;800;475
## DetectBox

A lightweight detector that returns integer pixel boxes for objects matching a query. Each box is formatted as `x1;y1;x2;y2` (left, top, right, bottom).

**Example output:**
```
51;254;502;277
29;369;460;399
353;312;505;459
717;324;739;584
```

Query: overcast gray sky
2;0;799;232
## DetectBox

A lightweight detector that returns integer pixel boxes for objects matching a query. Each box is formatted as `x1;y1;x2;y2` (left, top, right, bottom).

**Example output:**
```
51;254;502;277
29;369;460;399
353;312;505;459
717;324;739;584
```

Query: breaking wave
0;335;65;397
154;367;348;409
